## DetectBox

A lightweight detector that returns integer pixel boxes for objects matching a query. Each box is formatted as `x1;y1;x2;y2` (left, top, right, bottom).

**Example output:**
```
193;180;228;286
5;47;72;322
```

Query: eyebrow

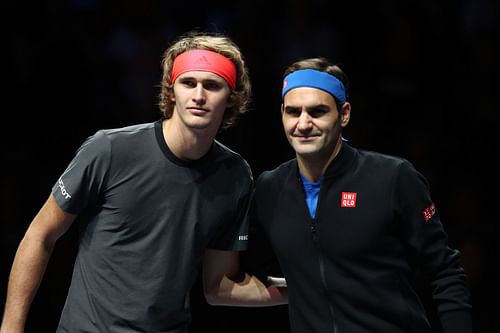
284;103;330;111
177;74;225;82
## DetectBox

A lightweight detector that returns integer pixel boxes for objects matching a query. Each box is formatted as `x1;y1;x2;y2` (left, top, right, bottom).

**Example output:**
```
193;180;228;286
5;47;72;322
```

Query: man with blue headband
249;57;473;333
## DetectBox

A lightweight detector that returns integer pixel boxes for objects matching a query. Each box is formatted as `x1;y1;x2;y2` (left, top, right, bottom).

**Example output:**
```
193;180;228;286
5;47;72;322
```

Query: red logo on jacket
422;202;436;222
341;192;357;208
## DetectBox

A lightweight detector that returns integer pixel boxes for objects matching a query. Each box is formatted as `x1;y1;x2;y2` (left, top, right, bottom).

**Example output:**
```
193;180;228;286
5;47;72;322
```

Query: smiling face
171;71;232;132
282;87;350;164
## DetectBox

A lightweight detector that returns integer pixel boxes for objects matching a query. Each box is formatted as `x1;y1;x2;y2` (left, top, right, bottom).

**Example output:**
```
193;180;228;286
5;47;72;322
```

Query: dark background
1;0;498;332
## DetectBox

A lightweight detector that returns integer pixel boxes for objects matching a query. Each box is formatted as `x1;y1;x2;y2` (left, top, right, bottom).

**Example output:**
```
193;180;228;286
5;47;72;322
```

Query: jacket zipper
299;171;338;332
311;217;338;333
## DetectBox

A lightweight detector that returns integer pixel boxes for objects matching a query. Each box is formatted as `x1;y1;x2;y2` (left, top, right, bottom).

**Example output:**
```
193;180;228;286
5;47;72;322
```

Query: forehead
176;70;226;82
284;87;336;106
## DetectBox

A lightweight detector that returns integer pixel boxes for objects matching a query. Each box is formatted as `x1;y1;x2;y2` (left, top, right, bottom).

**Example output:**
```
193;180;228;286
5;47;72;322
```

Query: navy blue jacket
252;143;472;333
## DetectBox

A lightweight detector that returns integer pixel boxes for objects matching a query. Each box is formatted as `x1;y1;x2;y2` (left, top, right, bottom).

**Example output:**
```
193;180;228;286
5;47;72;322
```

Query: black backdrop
1;1;498;332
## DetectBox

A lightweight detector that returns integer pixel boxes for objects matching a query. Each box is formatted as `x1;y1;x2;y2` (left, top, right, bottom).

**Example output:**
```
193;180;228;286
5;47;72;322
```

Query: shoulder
213;140;253;179
95;122;156;141
257;159;296;186
83;122;156;152
355;146;413;171
353;146;426;187
72;122;157;166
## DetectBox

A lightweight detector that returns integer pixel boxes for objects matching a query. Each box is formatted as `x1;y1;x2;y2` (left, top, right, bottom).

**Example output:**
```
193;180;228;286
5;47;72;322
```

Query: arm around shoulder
202;249;287;307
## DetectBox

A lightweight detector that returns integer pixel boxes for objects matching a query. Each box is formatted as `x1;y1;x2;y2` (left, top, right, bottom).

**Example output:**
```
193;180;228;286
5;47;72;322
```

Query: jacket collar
290;141;357;182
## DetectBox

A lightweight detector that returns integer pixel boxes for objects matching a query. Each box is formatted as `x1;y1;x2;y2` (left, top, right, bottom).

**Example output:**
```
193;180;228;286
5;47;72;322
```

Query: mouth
187;107;209;116
293;134;318;142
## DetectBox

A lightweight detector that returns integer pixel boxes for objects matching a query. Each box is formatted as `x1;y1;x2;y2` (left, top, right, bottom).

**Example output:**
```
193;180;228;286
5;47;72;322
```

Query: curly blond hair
159;31;252;130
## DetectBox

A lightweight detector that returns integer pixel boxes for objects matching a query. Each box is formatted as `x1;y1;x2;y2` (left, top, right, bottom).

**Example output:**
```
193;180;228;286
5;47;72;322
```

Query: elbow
204;290;225;306
204;289;215;305
203;274;235;305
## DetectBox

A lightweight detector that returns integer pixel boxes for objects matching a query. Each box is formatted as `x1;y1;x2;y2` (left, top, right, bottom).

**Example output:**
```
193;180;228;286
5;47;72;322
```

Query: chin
295;148;320;157
189;119;221;131
185;116;209;126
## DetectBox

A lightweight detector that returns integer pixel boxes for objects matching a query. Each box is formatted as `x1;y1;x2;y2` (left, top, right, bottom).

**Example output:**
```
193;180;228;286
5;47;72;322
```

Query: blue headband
282;69;346;103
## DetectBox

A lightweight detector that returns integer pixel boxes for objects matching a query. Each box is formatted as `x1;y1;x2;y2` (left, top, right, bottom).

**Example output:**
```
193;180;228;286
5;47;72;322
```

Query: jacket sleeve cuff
440;310;473;333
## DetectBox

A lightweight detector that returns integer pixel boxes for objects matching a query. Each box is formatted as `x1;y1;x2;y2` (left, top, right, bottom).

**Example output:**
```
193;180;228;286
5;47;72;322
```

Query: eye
203;80;223;91
178;78;197;88
308;107;329;118
284;107;301;117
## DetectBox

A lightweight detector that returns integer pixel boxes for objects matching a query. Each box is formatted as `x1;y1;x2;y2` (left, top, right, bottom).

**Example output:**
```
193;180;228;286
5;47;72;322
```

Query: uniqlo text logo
340;192;357;208
422;202;436;222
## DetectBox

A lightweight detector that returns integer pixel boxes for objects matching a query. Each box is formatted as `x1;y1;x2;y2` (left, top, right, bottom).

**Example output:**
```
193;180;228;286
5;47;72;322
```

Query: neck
297;140;343;182
162;119;216;160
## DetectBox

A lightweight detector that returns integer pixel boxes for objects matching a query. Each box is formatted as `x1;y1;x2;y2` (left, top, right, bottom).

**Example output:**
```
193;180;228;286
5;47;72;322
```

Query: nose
192;84;206;104
296;111;313;132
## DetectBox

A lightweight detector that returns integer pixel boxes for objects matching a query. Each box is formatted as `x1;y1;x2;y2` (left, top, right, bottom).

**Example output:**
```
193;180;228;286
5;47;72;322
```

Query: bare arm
202;249;287;306
0;194;76;333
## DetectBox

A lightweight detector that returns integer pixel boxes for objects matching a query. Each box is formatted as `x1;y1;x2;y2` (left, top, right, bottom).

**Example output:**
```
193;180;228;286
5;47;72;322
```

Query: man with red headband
0;31;287;333
250;57;473;333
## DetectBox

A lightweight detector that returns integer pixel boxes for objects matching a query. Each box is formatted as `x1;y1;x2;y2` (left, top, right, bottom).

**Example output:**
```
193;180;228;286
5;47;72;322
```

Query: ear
339;102;351;128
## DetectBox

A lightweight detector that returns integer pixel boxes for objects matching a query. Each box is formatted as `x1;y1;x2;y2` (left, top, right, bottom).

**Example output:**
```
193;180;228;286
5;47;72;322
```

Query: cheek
213;93;230;108
213;100;229;117
323;117;340;130
282;120;294;134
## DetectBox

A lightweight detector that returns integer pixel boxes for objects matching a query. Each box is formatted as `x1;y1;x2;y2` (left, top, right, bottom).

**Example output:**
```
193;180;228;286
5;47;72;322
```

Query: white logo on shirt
58;178;72;199
238;235;248;241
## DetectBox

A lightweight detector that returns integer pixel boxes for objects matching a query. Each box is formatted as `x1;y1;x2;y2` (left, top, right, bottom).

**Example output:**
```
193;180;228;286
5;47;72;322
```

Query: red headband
171;50;237;90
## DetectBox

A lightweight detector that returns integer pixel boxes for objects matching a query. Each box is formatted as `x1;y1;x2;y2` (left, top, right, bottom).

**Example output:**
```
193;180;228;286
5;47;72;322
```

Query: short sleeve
51;130;110;215
207;161;253;251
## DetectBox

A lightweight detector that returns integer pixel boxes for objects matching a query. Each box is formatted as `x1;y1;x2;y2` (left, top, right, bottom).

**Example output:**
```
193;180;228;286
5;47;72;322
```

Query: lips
293;133;319;139
294;136;318;143
187;107;209;116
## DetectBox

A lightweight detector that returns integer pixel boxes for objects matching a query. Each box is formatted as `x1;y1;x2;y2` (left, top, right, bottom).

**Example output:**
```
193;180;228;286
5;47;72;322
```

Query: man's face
171;71;231;131
281;87;349;161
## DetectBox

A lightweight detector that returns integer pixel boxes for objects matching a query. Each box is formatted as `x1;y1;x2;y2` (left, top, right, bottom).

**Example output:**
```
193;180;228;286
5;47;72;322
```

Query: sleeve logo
58;177;72;200
422;202;436;222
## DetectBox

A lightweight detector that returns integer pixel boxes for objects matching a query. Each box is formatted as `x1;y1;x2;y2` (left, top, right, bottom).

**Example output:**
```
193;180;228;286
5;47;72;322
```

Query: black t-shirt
52;120;252;332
